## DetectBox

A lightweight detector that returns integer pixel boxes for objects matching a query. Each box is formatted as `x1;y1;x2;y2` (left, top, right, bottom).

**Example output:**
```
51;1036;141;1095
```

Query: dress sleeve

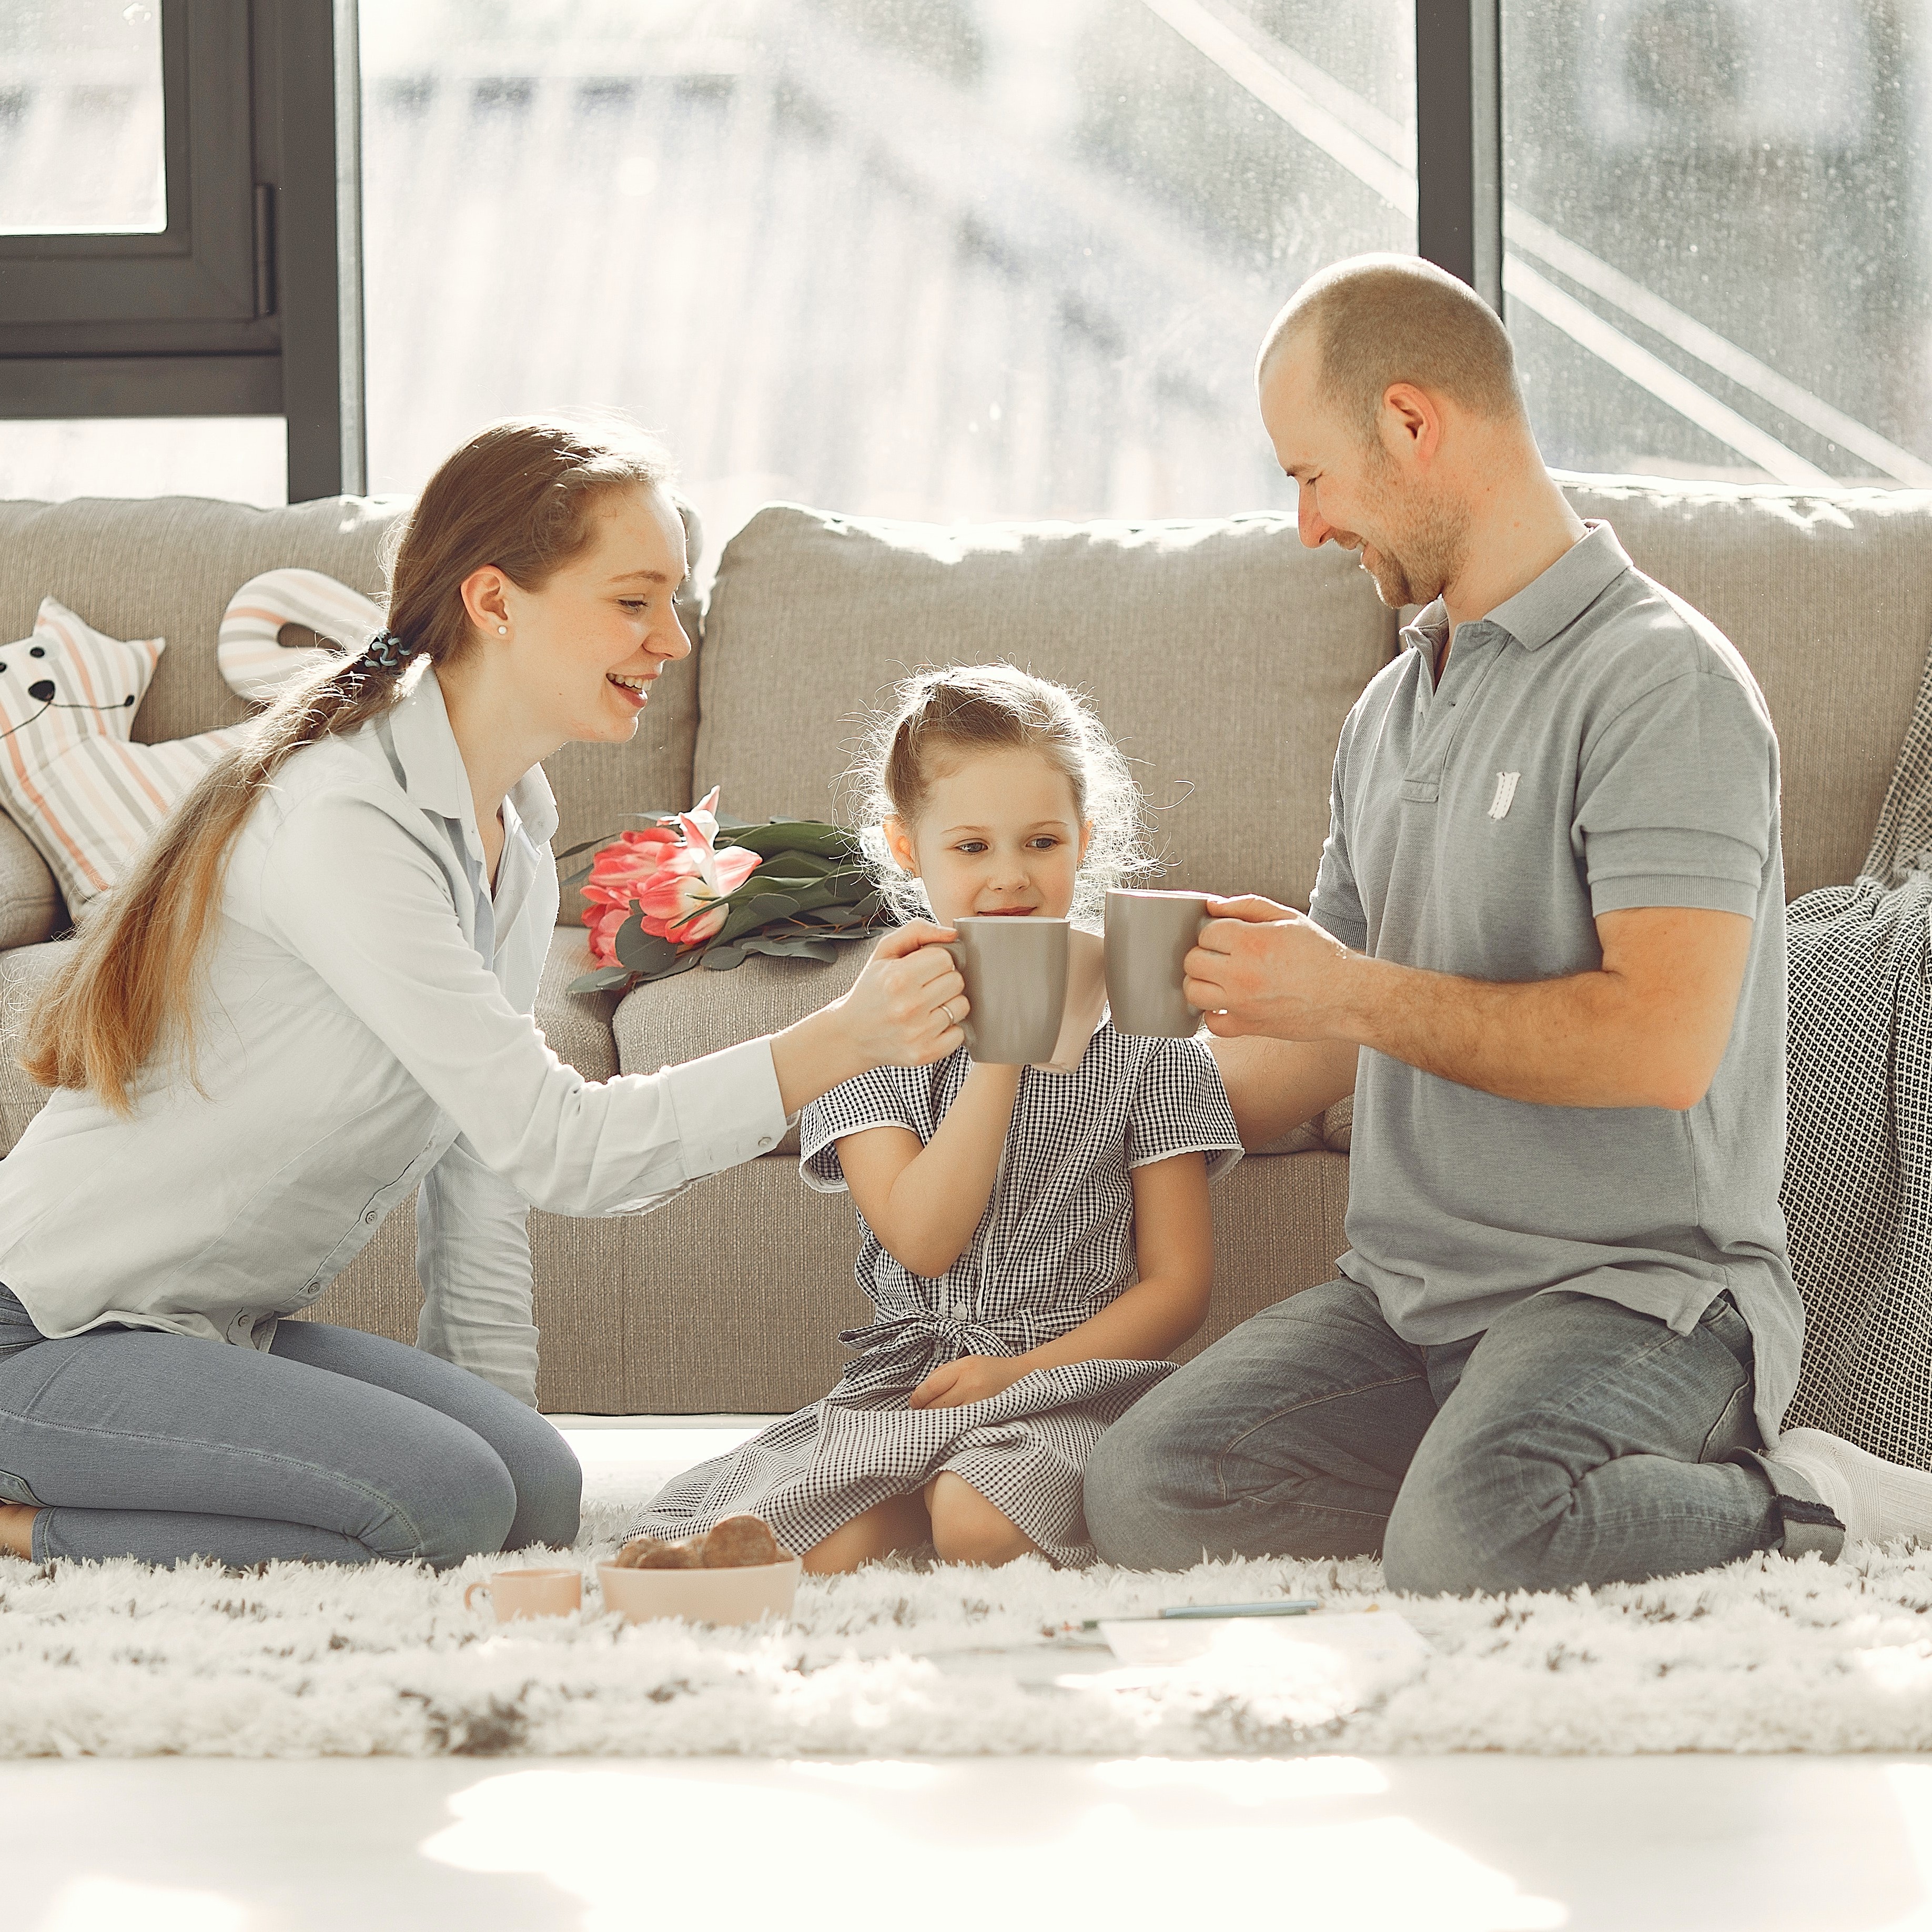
798;1063;929;1195
1127;1037;1244;1180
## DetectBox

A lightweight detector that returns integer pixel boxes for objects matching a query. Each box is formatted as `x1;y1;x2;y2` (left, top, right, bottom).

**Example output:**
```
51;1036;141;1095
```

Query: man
1084;254;1932;1592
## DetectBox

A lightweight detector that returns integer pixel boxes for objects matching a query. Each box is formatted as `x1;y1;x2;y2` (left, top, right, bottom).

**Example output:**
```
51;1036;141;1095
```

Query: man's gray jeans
1084;1279;1844;1591
0;1284;580;1569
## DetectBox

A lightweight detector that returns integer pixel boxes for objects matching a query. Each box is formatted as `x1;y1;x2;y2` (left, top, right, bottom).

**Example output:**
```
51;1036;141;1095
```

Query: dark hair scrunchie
362;630;411;675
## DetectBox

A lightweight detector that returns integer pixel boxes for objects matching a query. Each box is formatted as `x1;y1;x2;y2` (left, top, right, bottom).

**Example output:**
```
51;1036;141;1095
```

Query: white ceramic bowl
596;1553;803;1628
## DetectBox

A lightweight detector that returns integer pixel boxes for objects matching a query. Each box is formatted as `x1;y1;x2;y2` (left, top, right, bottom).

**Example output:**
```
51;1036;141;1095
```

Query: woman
0;417;968;1570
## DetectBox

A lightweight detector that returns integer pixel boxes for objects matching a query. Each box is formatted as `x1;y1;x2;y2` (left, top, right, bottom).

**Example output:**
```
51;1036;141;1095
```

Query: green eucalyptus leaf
719;821;861;860
567;965;638;993
615;922;682;977
641;947;706;983
701;944;747;970
740;936;841;962
741;892;803;922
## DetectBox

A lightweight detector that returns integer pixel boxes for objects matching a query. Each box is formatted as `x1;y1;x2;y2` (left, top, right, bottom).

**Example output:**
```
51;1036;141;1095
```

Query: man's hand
1184;895;1359;1040
908;1354;1028;1410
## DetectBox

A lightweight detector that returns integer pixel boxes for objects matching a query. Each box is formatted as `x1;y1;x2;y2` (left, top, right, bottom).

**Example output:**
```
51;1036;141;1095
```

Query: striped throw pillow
0;598;247;911
218;567;383;701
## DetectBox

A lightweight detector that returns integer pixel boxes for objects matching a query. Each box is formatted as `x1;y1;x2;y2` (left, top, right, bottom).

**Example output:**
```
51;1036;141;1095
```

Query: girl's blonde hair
854;663;1149;924
24;413;675;1114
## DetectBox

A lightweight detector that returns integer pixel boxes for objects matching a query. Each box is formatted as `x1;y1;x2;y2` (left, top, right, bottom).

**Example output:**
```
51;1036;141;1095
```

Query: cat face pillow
0;598;249;909
0;571;384;911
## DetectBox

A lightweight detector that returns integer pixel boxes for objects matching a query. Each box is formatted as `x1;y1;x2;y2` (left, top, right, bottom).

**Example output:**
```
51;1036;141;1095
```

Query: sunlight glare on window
0;0;166;235
358;0;1415;524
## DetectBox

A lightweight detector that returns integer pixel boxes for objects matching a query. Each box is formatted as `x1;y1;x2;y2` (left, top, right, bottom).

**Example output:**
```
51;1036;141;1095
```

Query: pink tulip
580;788;760;965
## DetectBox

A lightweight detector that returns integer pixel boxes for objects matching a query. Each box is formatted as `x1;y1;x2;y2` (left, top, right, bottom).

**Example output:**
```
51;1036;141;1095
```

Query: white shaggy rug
7;1464;1932;1758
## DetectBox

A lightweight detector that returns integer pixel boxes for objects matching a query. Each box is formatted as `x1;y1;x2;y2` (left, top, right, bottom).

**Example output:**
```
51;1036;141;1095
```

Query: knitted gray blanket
1782;652;1932;1466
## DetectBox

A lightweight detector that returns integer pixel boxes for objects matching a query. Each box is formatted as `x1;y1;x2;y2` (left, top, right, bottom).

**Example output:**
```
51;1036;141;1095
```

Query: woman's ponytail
22;414;673;1114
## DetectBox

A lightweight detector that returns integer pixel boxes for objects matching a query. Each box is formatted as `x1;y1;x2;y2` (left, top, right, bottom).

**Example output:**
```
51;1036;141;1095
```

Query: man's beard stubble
1353;468;1471;613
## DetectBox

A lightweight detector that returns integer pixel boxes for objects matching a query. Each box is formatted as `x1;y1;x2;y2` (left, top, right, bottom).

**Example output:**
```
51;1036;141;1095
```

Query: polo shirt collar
385;664;561;851
1400;520;1632;659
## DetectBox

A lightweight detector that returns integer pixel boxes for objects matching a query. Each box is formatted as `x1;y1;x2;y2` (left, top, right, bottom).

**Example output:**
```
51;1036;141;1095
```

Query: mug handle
463;1580;492;1611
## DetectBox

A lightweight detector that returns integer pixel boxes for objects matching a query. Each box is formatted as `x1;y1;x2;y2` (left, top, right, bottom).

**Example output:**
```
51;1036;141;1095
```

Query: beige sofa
0;480;1925;1412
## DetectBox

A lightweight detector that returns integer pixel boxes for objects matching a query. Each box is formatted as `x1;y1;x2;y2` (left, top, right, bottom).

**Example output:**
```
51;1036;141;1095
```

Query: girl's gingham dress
629;1023;1241;1567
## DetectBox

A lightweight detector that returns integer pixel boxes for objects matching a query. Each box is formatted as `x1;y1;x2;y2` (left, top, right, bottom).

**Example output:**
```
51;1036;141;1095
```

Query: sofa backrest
695;504;1400;910
1560;478;1932;898
3;477;1925;924
700;485;1932;907
0;496;701;908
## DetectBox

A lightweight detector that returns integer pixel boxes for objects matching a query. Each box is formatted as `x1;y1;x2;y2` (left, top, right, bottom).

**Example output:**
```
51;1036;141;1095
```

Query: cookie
614;1535;702;1570
700;1515;782;1569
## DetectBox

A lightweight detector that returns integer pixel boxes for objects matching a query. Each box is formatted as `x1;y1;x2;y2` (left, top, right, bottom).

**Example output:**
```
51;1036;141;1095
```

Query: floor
14;1421;1932;1931
14;1755;1932;1931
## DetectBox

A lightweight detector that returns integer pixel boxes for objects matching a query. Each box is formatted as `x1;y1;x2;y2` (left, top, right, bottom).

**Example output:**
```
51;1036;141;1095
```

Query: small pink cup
464;1566;582;1622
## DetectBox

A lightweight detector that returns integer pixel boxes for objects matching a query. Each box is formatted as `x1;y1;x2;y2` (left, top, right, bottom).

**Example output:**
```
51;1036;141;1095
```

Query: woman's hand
835;922;968;1068
768;922;966;1115
908;1353;1029;1410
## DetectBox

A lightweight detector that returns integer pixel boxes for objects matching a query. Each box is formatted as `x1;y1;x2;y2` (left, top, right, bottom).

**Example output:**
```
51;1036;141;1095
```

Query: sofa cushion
313;1145;1353;1413
696;505;1398;912
616;941;874;1155
0;942;66;1152
538;927;622;1083
1560;478;1932;898
0;496;403;746
0;812;61;952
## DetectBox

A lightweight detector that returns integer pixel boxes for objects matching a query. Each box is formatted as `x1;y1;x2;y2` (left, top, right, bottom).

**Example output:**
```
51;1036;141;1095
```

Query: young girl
632;665;1241;1570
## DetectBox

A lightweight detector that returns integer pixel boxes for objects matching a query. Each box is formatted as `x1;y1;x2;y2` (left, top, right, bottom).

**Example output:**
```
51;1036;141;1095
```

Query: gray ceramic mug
944;916;1070;1065
1105;889;1215;1037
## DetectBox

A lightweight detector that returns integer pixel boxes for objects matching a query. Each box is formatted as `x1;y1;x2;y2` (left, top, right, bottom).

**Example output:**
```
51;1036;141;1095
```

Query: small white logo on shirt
1488;771;1521;820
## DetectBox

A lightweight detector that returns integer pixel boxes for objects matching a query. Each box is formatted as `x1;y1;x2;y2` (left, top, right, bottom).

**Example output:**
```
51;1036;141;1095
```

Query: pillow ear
218;568;386;702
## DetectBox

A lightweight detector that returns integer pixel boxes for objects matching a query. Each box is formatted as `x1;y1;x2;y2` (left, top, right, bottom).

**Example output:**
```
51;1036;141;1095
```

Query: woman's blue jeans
1084;1278;1842;1592
0;1286;580;1568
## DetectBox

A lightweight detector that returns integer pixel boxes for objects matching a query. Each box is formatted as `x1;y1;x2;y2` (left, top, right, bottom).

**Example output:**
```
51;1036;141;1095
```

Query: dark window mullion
1415;0;1503;312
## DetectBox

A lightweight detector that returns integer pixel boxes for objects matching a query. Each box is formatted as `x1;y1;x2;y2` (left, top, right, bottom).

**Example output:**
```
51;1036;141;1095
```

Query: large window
11;1;1930;506
1502;0;1932;485
359;0;1414;527
0;0;166;236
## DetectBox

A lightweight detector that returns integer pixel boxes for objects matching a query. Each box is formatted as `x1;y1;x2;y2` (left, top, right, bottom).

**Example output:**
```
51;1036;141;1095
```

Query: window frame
0;0;367;501
1416;0;1504;312
0;2;1495;501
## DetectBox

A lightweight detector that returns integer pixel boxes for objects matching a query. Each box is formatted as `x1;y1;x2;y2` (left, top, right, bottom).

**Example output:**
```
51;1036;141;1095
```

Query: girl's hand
908;1354;1029;1410
834;922;968;1069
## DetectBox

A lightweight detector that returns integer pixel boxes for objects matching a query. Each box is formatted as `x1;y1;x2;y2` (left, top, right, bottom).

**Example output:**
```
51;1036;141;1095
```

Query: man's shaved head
1259;254;1525;444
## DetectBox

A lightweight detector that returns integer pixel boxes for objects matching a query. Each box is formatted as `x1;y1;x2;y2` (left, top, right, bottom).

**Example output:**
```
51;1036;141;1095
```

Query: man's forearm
1334;954;1698;1109
1192;900;1752;1114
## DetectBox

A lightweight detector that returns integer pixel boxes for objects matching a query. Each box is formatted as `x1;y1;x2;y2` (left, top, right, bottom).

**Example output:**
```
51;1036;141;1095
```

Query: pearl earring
496;624;508;635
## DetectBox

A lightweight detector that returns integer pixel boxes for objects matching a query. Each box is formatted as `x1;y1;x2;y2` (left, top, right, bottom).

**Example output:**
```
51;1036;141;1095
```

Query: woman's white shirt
0;668;789;1402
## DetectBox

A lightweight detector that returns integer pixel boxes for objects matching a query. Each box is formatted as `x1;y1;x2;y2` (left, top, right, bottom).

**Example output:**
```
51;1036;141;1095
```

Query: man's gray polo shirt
1309;520;1799;1443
